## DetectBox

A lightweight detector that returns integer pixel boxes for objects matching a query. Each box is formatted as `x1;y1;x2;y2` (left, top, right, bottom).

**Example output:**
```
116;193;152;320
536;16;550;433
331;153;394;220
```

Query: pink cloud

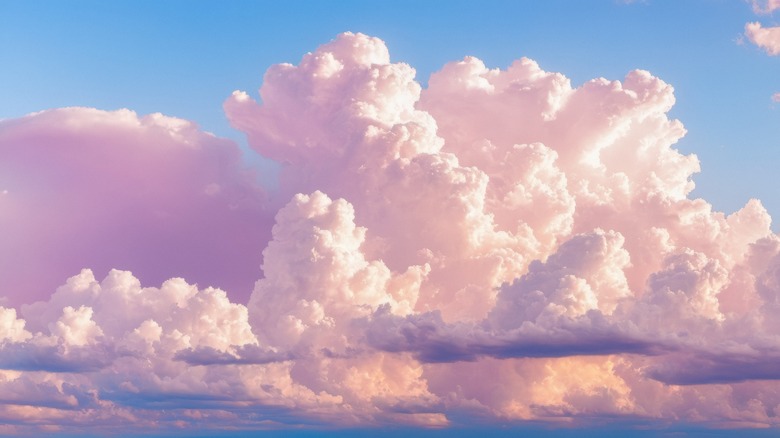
220;32;780;427
4;32;780;434
0;108;273;307
745;21;780;55
752;0;780;14
773;92;780;102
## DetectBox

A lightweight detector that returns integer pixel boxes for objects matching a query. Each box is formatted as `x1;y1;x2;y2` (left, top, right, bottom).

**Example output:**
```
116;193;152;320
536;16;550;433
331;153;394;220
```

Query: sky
1;0;780;436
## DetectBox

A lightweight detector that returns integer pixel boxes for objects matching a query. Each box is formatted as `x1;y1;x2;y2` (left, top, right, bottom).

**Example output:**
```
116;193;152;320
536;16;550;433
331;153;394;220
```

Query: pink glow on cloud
0;108;272;307
746;21;780;55
752;0;780;14
4;32;780;434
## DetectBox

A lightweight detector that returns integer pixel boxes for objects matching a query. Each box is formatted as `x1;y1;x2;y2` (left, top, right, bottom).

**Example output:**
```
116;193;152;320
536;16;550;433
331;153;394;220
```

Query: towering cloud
2;32;780;434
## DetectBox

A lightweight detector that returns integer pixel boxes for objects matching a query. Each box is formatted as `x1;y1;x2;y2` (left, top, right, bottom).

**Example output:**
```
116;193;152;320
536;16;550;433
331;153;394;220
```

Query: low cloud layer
745;3;780;101
3;32;780;434
746;22;780;56
752;0;780;14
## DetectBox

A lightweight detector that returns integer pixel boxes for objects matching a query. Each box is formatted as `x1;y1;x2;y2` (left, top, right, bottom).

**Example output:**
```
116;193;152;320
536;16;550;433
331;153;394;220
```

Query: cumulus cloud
4;32;780;433
363;304;660;364
745;22;780;55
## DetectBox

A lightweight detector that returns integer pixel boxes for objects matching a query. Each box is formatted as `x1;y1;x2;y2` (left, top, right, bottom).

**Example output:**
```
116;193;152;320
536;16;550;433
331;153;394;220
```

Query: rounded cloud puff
746;22;780;56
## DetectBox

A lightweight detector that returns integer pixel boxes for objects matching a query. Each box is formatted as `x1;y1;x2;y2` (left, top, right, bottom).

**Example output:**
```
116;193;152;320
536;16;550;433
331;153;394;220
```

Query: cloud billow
3;32;780;433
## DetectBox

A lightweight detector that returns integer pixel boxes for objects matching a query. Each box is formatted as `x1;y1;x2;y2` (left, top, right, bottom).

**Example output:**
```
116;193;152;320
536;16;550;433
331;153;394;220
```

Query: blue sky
1;0;778;220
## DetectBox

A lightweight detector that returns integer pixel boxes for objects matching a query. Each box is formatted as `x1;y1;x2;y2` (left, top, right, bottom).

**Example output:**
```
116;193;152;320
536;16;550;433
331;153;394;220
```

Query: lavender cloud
752;0;780;14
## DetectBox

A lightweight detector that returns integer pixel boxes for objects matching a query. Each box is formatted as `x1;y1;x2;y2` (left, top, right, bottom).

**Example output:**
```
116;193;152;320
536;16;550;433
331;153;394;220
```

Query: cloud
0;341;116;373
0;108;273;306
752;0;780;14
745;22;780;55
173;344;294;365
647;347;780;385
363;305;662;364
0;269;326;431
4;32;780;433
